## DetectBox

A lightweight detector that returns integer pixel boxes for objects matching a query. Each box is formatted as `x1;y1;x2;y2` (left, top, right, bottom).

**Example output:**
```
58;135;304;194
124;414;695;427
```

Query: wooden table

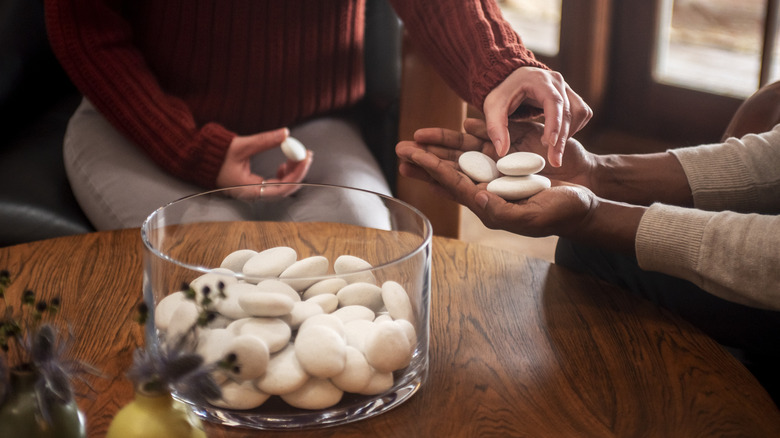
1;229;778;437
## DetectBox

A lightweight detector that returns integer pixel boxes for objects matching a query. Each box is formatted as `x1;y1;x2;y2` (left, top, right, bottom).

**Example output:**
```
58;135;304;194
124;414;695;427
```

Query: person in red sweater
45;0;591;229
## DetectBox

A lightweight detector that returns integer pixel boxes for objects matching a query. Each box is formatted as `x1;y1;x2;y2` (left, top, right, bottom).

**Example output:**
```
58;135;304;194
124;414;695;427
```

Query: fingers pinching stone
281;137;308;162
458;151;501;183
496;151;546;176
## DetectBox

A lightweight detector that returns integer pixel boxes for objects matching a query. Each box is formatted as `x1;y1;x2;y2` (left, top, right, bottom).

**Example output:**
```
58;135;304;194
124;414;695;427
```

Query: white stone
165;300;199;341
363;320;412;373
220;249;258;273
279;256;330;291
280;300;324;329
281;378;343;410
190;268;237;299
381;281;414;323
305;293;339;314
359;370;395;395
235;317;292;353
486;174;551;200
211;379;270;410
214;283;253;320
496;151;546;176
242;246;297;281
155;291;186;331
281;136;308;162
222;335;270;381
343;319;375;351
336;282;384;311
294;324;347;378
373;313;393;324
394;318;418;354
255;343;310;395
202;313;232;330
255;279;301;302
238;289;296;317
459;151;501;183
298;313;345;336
331;346;373;393
303;278;348;299
332;305;375;324
333;255;376;284
196;328;234;364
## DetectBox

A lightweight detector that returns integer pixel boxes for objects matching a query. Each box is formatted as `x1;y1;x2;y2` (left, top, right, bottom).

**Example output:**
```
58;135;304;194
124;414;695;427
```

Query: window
655;0;780;98
498;0;562;57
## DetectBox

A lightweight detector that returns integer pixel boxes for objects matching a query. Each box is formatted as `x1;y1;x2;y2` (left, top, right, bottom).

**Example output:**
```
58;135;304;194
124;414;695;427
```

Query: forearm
45;0;232;187
591;152;693;207
390;0;547;111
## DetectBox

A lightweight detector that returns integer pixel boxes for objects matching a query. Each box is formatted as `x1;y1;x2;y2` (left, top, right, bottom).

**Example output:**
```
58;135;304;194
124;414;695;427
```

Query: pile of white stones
154;246;418;411
458;151;550;200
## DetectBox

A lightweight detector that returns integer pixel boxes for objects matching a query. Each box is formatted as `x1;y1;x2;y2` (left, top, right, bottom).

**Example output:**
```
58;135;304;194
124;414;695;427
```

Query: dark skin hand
396;118;645;255
399;119;599;194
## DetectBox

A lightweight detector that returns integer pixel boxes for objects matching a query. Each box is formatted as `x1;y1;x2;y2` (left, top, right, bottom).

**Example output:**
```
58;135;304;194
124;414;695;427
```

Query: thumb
236;127;289;157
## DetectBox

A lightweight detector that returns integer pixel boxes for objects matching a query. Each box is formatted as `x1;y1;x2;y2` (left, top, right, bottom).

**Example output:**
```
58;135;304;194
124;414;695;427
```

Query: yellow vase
106;390;206;438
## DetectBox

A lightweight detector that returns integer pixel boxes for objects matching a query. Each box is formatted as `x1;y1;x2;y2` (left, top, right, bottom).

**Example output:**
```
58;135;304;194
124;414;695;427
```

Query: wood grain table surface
1;228;778;437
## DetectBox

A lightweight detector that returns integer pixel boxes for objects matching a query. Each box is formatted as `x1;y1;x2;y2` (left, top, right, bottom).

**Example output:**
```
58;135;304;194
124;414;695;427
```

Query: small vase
0;368;86;438
106;386;206;438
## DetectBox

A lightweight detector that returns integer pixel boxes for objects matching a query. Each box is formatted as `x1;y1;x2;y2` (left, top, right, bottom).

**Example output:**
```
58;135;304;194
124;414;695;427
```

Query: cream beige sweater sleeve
635;124;780;310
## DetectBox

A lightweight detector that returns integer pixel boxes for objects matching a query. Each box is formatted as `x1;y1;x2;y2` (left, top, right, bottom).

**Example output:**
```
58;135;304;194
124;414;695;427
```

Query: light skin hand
482;67;592;166
217;127;313;197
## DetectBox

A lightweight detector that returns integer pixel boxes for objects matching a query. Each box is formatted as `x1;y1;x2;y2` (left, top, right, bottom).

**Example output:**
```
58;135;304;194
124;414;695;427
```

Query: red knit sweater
45;0;545;188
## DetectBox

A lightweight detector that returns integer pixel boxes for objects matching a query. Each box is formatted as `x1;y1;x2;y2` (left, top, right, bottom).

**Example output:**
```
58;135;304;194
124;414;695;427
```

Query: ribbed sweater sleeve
44;0;234;188
391;0;548;118
45;0;366;189
636;125;780;310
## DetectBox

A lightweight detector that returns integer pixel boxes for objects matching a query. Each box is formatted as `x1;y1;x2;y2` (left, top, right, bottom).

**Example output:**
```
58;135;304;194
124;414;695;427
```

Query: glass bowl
141;183;431;430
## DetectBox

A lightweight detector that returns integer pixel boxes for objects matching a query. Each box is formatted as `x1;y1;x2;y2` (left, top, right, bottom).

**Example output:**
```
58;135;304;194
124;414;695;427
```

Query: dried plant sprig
0;270;102;424
128;284;223;404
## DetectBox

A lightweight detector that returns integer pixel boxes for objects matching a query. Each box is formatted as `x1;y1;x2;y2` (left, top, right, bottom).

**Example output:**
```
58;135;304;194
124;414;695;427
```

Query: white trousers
64;98;392;230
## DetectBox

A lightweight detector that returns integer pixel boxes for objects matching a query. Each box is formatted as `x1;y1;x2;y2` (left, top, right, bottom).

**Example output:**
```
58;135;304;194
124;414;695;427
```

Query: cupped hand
398;118;596;189
483;66;592;166
462;118;595;188
217;128;313;197
396;141;597;239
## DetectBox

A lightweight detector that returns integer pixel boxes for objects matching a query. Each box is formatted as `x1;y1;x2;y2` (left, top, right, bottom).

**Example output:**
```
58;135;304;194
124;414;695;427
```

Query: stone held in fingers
459;151;501;183
281;136;308;162
496;151;546;176
486;174;551;200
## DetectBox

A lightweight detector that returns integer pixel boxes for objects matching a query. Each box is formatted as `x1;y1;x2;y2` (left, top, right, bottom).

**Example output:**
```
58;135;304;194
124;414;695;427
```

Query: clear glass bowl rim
140;182;434;280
